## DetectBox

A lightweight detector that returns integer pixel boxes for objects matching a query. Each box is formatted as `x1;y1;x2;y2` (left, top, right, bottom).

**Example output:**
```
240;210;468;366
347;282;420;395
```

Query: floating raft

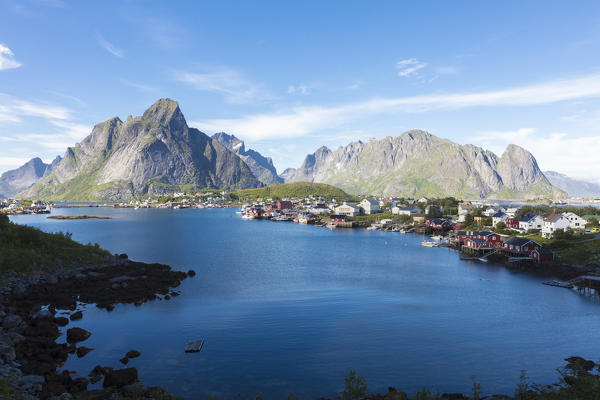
185;340;204;353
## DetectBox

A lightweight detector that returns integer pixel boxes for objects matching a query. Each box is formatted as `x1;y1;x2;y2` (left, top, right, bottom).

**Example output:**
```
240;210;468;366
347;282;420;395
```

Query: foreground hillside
20;99;261;201
0;214;112;275
284;130;566;200
231;182;357;201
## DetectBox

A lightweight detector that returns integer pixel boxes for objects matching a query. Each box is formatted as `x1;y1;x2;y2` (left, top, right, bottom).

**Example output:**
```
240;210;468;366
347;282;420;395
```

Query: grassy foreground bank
0;214;113;276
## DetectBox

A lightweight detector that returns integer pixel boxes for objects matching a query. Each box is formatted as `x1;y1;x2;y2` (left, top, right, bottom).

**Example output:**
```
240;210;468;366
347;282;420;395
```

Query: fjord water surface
10;208;600;399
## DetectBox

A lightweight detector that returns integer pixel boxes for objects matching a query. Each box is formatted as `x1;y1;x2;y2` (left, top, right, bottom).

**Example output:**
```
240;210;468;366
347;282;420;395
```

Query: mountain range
0;156;61;198
20;99;262;201
2;98;595;201
543;171;600;198
282;130;566;200
212;132;282;185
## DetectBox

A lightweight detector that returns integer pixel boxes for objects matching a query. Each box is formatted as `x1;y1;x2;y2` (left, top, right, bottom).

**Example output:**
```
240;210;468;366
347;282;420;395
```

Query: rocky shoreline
0;256;193;399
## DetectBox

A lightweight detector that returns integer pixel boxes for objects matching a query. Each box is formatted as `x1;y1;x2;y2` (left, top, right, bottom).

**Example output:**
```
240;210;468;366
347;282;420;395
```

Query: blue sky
1;1;599;182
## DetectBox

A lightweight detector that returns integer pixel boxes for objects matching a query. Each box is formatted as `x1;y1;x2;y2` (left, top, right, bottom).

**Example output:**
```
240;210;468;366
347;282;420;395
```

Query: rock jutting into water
0;259;189;399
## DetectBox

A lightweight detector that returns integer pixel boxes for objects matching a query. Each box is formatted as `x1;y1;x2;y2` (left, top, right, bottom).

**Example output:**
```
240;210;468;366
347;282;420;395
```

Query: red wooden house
276;200;293;210
330;214;347;223
530;247;554;263
505;218;521;230
502;237;541;255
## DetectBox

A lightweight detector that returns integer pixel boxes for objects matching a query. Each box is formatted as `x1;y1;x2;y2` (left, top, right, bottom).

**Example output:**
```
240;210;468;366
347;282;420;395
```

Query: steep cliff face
544;171;600;197
0;156;61;198
22;99;261;200
284;130;565;199
212;132;282;185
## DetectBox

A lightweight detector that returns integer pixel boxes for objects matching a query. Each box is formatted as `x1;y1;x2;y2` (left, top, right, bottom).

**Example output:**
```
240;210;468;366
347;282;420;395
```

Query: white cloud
0;44;22;70
0;94;72;123
396;58;427;77
174;67;270;104
475;128;600;182
191;72;600;141
288;84;309;95
96;34;124;58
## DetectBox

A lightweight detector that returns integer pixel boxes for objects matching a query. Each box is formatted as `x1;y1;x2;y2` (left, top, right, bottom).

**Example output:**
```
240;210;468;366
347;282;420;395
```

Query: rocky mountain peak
141;98;186;130
212;132;282;186
212;132;246;154
20;99;262;200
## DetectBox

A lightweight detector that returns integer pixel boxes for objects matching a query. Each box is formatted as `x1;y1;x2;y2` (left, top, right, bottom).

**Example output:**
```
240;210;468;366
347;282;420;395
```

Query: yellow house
474;216;486;225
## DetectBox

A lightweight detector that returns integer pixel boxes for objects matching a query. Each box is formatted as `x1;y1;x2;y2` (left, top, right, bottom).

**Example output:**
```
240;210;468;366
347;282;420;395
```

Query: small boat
543;280;574;289
477;257;489;263
421;241;440;247
366;226;378;231
390;227;400;232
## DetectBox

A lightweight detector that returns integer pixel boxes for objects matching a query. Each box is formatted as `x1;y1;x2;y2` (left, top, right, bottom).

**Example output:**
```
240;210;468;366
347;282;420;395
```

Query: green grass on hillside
230;182;358;202
0;214;113;275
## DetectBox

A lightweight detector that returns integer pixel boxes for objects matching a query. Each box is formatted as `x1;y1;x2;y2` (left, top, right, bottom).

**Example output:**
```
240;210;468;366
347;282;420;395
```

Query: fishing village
237;194;600;294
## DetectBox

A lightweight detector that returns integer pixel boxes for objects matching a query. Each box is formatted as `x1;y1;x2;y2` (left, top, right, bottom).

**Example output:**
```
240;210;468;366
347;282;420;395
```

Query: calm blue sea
10;208;600;399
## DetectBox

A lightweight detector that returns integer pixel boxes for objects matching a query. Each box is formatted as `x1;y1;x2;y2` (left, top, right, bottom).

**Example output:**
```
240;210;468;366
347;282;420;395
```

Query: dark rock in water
119;357;129;365
164;295;171;300
106;304;115;311
89;366;103;384
187;269;196;277
125;350;140;359
77;346;94;358
67;327;91;343
103;367;138;388
70;310;83;320
170;291;180;297
54;316;69;326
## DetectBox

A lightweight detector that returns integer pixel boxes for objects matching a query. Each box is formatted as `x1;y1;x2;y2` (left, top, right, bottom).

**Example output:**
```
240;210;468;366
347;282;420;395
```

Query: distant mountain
544;171;600;198
212;132;282;185
283;130;565;200
21;99;262;200
279;168;297;182
0;156;61;198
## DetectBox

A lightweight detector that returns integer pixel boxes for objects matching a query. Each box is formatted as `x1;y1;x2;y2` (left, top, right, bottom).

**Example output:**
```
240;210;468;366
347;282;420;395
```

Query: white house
334;202;360;217
518;215;544;231
492;211;508;227
359;198;380;215
392;206;420;216
542;212;587;238
563;212;587;229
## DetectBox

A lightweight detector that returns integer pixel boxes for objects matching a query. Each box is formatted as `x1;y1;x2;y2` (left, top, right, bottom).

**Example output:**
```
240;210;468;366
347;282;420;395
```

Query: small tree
496;221;506;230
342;370;367;400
